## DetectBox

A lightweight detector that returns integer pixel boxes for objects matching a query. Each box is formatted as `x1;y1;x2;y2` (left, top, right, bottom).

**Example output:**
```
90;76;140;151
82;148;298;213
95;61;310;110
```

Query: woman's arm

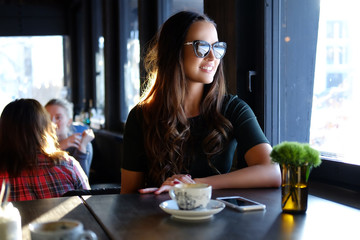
139;143;280;195
121;107;149;194
194;143;281;189
120;169;145;194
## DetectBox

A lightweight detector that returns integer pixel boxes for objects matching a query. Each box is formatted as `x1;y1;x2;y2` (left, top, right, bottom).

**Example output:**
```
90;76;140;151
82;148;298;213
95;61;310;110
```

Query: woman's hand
139;174;195;195
59;133;82;150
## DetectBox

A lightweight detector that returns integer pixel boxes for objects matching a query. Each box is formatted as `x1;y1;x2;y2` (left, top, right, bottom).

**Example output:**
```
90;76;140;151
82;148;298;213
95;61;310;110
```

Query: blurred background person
45;98;94;176
0;98;90;201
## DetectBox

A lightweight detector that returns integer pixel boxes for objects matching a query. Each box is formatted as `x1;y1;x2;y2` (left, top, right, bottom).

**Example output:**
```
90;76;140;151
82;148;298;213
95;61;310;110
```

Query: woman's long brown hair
140;11;232;186
0;99;68;177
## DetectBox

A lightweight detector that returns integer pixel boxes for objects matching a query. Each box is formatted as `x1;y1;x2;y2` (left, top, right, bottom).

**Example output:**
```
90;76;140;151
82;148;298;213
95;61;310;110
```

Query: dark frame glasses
184;40;227;59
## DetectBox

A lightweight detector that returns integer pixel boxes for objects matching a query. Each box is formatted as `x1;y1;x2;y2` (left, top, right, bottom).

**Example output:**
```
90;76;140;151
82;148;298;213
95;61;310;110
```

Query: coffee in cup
169;183;212;210
29;219;97;240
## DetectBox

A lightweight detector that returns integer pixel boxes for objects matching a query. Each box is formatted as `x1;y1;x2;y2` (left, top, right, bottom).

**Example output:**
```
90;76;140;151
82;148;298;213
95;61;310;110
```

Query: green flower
270;141;321;167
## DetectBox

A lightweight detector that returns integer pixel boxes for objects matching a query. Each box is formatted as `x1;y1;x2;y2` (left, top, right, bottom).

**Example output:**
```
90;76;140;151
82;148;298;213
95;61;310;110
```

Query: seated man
45;99;95;176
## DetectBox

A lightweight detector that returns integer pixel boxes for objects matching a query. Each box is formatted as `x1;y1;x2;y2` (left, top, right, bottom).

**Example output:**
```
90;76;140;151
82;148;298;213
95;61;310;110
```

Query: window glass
0;36;66;113
158;0;203;25
169;0;203;15
93;36;105;128
122;0;140;122
310;0;360;165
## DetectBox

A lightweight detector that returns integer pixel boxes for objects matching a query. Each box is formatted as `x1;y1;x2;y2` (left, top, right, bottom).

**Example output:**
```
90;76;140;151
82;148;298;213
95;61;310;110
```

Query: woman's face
45;104;71;139
183;21;220;85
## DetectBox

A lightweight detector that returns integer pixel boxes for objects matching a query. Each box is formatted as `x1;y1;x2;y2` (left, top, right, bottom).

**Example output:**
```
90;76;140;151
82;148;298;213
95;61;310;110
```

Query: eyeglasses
184;40;227;59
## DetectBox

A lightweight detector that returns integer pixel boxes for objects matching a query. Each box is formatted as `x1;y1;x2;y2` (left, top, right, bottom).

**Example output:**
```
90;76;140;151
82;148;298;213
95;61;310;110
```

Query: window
118;0;140;123
93;36;105;128
267;0;360;190
123;4;140;120
0;36;67;113
268;0;360;166
158;0;203;26
327;21;345;39
167;0;203;15
310;0;360;165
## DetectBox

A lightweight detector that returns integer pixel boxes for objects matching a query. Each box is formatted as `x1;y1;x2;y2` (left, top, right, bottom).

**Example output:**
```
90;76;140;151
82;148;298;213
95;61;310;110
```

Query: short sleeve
122;106;148;172
222;95;269;158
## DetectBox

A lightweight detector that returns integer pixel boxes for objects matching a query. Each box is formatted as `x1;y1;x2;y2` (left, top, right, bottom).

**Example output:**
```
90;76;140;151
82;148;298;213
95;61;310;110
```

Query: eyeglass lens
194;40;226;59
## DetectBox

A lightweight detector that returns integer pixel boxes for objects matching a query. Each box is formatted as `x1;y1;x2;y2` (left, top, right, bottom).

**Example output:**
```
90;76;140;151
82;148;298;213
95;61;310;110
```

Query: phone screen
222;198;258;206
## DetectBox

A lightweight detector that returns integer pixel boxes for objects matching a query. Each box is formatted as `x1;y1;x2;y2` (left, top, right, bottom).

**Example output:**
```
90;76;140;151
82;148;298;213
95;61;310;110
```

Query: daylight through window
310;0;360;165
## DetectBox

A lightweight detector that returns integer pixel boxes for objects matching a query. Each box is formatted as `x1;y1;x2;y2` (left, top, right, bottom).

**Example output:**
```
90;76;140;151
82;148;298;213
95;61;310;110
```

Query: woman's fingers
183;174;195;183
139;174;196;195
171;174;195;184
154;185;173;194
138;187;158;194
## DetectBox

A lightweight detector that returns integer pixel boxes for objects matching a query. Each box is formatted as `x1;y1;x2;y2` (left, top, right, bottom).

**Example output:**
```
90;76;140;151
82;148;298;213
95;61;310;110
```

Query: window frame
265;0;360;192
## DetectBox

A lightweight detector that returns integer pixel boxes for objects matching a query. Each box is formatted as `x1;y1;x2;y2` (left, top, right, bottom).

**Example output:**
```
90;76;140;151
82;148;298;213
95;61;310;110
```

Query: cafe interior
0;0;359;239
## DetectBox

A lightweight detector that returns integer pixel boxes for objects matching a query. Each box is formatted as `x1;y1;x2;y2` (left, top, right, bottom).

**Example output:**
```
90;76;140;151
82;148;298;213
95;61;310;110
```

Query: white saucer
159;199;225;221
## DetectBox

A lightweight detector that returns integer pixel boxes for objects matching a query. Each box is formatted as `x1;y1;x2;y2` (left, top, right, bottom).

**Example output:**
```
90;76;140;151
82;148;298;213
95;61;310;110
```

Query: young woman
121;11;281;194
0;99;90;201
45;99;94;176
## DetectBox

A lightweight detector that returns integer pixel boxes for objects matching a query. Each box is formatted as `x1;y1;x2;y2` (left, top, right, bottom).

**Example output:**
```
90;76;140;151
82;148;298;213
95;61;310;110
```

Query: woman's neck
184;83;203;118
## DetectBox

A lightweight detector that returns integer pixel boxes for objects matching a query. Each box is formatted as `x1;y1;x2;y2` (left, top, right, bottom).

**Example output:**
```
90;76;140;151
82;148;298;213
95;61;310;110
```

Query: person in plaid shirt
0;99;90;201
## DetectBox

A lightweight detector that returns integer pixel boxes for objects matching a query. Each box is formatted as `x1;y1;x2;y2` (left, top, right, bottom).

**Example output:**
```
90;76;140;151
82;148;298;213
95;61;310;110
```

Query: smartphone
216;196;266;212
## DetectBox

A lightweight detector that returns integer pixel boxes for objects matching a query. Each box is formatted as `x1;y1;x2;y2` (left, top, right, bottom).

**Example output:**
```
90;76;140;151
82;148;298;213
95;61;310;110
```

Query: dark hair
140;11;232;186
0;99;67;177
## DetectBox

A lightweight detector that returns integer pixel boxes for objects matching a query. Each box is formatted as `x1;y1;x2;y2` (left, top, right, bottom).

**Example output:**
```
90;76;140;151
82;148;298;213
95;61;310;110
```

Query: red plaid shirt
0;153;90;201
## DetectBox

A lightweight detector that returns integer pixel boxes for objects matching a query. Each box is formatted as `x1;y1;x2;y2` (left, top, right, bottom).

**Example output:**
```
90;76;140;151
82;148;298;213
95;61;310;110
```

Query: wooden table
81;188;360;240
12;188;360;240
12;196;109;240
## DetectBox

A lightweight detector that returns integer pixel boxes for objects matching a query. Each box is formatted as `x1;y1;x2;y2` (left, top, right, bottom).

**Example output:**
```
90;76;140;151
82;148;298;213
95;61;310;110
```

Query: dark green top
123;95;269;186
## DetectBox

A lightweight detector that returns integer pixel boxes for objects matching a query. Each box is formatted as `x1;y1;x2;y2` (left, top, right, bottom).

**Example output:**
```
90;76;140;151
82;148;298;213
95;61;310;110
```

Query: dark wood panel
0;0;71;36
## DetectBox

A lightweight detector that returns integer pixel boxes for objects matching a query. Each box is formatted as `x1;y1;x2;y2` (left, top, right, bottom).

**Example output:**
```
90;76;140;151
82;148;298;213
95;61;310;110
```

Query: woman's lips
200;65;214;72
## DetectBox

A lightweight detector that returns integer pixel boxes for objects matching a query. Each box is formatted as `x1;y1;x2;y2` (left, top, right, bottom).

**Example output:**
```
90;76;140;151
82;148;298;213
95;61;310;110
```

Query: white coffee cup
169;183;212;210
29;219;97;240
0;203;22;240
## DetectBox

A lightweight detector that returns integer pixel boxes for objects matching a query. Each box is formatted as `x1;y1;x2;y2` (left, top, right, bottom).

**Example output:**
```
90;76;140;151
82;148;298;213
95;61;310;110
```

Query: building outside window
310;0;360;165
0;36;66;114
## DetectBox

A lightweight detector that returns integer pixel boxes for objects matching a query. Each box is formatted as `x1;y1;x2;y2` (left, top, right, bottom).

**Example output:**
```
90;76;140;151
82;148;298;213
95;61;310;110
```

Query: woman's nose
205;48;216;60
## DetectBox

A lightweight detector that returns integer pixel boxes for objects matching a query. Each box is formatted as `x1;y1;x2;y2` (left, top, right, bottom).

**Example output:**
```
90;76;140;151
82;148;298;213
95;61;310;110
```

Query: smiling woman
121;11;281;194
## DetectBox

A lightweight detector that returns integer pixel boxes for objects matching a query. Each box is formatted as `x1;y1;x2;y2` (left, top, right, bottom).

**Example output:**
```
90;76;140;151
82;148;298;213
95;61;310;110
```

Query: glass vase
281;164;311;213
